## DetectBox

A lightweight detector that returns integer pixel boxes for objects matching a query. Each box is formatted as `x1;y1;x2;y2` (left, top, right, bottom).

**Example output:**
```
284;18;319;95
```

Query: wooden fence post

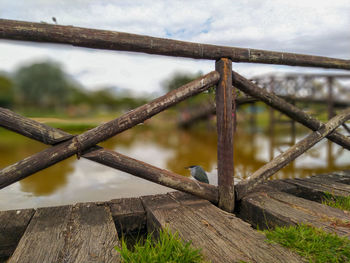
327;76;334;120
216;58;235;212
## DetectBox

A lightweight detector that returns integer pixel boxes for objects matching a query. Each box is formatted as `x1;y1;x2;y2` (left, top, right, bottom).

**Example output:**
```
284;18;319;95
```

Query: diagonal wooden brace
0;107;219;203
236;107;350;200
232;71;350;150
0;71;219;198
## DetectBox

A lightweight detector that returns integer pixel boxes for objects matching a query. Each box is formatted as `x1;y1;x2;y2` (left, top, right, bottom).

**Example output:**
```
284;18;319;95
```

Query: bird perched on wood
186;165;209;184
52;17;57;24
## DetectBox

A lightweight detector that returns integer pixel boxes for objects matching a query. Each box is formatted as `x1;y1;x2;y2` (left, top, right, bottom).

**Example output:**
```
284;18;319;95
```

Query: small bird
186;165;209;184
52;17;57;24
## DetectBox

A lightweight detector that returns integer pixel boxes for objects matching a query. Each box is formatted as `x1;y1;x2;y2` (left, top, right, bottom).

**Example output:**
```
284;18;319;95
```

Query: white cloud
0;0;349;93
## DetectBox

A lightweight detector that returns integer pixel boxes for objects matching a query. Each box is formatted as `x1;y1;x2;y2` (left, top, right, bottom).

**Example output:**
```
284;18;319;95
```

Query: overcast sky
0;0;349;94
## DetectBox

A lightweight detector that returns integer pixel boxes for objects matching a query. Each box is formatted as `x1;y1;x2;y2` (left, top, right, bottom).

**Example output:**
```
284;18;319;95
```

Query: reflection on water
0;122;349;210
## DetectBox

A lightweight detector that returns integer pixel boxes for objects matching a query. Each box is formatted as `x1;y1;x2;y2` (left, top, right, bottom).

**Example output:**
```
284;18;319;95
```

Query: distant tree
14;61;74;110
0;74;14;108
161;71;202;92
161;71;214;109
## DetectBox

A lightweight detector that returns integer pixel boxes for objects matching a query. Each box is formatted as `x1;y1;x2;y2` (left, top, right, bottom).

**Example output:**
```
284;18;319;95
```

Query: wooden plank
0;71;219;189
59;203;120;263
9;204;120;263
310;171;350;185
303;176;350;192
0;208;34;262
108;197;146;236
236;108;350;200
238;186;350;238
1;19;350;69
216;58;235;212
232;70;350;150
9;206;72;263
282;177;350;202
141;193;304;263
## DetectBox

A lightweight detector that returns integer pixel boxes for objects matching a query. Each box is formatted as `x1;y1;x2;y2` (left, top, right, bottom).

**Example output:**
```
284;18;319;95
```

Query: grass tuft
263;224;350;263
322;192;350;211
115;228;206;263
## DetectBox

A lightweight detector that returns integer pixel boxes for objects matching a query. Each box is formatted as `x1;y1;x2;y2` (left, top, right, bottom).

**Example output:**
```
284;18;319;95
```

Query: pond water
0;121;349;211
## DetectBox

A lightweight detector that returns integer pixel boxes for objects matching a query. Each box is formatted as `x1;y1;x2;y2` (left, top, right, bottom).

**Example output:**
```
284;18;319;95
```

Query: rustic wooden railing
0;19;350;212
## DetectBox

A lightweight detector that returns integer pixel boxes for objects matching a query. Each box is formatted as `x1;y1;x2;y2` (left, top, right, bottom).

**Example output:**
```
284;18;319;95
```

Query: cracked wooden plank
309;171;350;185
279;177;350;203
0;208;35;262
141;192;304;263
8;204;120;263
238;186;350;239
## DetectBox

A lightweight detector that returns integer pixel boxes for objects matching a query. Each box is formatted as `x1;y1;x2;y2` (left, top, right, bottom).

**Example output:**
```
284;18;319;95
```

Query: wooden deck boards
141;192;304;263
267;173;350;202
0;208;34;261
1;172;350;262
238;185;350;238
8;203;120;263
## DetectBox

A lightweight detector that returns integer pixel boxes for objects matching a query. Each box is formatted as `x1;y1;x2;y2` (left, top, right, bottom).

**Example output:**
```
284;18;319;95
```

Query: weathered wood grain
236;107;350;200
238;186;350;238
9;204;120;263
311;171;350;185
232;70;350;150
281;177;350;202
0;107;73;144
57;203;120;263
0;208;34;262
141;193;304;263
9;206;72;263
108;197;146;236
216;58;235;212
84;147;218;204
0;71;219;189
1;19;350;69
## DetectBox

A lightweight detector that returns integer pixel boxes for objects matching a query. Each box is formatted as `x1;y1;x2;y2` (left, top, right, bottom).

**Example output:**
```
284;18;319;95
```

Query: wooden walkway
1;171;350;262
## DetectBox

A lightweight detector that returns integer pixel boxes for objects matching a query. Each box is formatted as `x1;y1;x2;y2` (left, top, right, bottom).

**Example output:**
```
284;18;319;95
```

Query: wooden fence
0;19;350;212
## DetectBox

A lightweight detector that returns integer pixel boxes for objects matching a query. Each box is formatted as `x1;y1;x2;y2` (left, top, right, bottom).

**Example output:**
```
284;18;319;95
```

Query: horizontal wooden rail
0;19;350;69
0;72;219;189
236;107;350;199
0;108;218;203
232;71;350;150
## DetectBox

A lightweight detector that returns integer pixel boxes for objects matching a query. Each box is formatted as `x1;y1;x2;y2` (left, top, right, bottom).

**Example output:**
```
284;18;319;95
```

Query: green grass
263;224;350;263
322;192;350;211
46;122;97;132
115;228;207;263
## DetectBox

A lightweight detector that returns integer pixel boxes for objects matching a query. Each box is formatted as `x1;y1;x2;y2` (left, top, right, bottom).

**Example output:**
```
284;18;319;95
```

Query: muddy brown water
0;123;349;211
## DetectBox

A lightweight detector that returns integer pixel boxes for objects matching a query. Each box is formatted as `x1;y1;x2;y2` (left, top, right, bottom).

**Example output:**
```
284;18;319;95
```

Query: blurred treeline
0;61;149;117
